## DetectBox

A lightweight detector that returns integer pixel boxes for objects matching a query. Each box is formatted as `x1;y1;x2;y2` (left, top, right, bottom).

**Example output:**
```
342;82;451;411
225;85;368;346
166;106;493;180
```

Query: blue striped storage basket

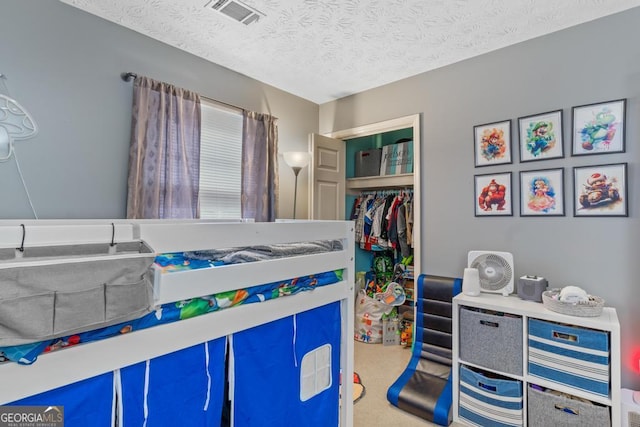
528;318;610;396
459;365;523;427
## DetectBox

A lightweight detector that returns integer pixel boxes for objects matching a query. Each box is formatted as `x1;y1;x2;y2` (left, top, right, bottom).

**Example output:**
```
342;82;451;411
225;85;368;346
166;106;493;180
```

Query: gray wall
0;0;318;220
3;0;639;390
321;8;640;389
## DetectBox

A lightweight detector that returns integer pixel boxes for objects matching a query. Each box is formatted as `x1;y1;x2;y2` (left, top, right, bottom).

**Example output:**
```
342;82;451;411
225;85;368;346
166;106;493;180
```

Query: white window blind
199;100;243;219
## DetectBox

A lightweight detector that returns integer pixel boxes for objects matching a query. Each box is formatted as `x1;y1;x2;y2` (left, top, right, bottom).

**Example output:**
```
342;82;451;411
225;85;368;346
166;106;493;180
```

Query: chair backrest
415;275;462;366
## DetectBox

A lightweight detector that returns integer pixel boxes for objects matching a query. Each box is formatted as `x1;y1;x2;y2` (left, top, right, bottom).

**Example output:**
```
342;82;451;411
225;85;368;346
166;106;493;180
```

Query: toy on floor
400;326;412;347
339;371;366;408
375;282;406;306
353;372;365;403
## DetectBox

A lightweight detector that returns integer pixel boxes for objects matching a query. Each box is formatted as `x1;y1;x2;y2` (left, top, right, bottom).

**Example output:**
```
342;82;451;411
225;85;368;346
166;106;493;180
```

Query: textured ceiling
60;0;640;104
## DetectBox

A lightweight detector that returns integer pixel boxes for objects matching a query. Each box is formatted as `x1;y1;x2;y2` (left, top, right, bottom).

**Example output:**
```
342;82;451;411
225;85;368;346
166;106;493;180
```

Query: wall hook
17;224;25;252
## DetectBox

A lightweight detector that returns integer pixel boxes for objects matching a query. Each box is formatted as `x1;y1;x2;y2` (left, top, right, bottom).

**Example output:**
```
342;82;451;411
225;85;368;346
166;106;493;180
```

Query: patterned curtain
126;76;201;219
241;111;279;222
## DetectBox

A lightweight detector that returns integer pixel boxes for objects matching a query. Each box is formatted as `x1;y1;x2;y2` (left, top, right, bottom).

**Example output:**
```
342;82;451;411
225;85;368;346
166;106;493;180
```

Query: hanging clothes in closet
350;190;413;261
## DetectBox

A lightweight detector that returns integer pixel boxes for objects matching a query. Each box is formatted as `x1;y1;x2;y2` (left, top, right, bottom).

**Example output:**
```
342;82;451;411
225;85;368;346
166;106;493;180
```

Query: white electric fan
468;251;514;296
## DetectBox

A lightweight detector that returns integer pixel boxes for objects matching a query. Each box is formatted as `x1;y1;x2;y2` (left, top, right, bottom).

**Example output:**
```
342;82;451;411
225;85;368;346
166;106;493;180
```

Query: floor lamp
283;151;311;219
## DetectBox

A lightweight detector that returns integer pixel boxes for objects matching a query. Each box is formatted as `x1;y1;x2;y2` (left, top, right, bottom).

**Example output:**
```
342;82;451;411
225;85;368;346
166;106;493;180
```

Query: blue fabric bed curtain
126;76;201;219
7;340;227;427
232;302;341;427
118;339;226;427
241;111;279;222
9;372;116;427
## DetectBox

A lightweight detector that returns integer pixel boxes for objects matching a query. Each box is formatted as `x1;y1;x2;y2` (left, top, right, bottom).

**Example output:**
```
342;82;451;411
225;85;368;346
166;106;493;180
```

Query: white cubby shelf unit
452;292;620;427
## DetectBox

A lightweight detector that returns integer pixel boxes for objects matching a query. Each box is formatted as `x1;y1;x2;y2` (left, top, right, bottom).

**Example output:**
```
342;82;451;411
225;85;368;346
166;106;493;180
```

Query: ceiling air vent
205;0;265;25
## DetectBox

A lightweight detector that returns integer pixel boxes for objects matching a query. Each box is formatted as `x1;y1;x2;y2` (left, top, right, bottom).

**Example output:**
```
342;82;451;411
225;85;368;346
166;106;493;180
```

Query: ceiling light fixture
205;0;265;25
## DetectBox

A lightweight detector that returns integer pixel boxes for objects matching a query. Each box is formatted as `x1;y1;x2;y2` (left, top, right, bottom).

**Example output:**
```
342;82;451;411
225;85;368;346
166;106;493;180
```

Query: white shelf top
454;293;619;331
346;173;413;190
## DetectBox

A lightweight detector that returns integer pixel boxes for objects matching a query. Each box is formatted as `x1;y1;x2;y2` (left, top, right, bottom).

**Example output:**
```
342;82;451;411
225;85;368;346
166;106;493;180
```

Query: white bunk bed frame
0;219;355;426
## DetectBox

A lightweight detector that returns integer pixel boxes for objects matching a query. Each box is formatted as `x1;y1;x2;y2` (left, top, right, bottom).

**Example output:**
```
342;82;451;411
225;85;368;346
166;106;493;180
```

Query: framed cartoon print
474;172;513;216
518;110;564;162
572;99;626;156
519;168;565;216
573;163;627;217
474;120;512;167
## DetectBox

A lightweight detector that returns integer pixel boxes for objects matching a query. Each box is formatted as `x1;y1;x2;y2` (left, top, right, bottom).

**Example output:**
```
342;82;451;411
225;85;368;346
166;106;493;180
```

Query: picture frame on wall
573;163;627;217
572;98;626;156
473;120;512;167
518;109;564;162
519;168;565;216
475;172;512;216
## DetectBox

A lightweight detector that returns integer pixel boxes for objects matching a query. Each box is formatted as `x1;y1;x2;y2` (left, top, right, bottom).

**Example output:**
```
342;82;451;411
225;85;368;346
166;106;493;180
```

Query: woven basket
541;289;605;317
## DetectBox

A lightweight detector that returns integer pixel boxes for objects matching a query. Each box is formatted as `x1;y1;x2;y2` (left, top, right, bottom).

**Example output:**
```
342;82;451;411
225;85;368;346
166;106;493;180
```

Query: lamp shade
283;151;311;169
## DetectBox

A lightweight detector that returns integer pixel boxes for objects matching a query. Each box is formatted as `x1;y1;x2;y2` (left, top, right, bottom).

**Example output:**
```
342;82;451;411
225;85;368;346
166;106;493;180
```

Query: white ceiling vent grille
205;0;264;25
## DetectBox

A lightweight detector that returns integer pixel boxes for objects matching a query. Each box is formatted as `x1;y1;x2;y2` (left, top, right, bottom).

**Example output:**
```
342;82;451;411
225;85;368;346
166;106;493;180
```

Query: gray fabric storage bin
354;149;381;177
459;306;523;375
528;385;611;426
0;241;156;346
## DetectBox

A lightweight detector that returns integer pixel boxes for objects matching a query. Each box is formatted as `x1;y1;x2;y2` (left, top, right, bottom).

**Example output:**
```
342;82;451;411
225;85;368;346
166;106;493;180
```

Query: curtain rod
120;72;245;112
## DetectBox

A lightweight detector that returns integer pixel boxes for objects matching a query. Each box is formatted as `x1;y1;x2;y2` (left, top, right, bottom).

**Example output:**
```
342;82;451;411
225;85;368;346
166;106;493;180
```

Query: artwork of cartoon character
579;108;618;151
45;335;81;353
579;172;620;208
527;177;556;212
480;128;507;161
526;121;556;157
275;281;295;297
478;179;506;211
179;297;217;320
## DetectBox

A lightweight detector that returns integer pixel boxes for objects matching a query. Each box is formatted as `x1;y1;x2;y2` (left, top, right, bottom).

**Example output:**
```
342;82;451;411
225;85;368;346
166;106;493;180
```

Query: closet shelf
346;173;413;191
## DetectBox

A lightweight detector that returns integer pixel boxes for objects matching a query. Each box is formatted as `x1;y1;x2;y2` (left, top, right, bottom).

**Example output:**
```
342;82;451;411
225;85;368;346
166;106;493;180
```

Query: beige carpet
353;340;464;427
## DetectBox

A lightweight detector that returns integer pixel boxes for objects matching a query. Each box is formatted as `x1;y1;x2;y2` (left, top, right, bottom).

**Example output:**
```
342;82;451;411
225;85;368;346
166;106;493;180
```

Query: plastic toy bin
528;385;611;427
528;318;610;396
459;306;523;375
459;365;523;427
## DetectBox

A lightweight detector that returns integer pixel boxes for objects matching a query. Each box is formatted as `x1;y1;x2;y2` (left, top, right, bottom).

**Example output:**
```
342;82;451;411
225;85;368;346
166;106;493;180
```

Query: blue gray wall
3;0;639;390
321;8;640;389
0;0;318;219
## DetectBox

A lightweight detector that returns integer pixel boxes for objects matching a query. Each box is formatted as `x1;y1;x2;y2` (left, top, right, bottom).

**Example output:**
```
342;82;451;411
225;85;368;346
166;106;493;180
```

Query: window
199;100;243;219
300;344;332;401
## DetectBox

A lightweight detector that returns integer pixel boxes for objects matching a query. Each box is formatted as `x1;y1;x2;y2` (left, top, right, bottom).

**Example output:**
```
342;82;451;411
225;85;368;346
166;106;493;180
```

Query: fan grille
470;253;513;291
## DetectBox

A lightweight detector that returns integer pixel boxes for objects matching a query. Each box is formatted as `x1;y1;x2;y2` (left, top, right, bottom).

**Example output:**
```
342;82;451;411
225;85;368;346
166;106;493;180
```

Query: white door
309;134;345;220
